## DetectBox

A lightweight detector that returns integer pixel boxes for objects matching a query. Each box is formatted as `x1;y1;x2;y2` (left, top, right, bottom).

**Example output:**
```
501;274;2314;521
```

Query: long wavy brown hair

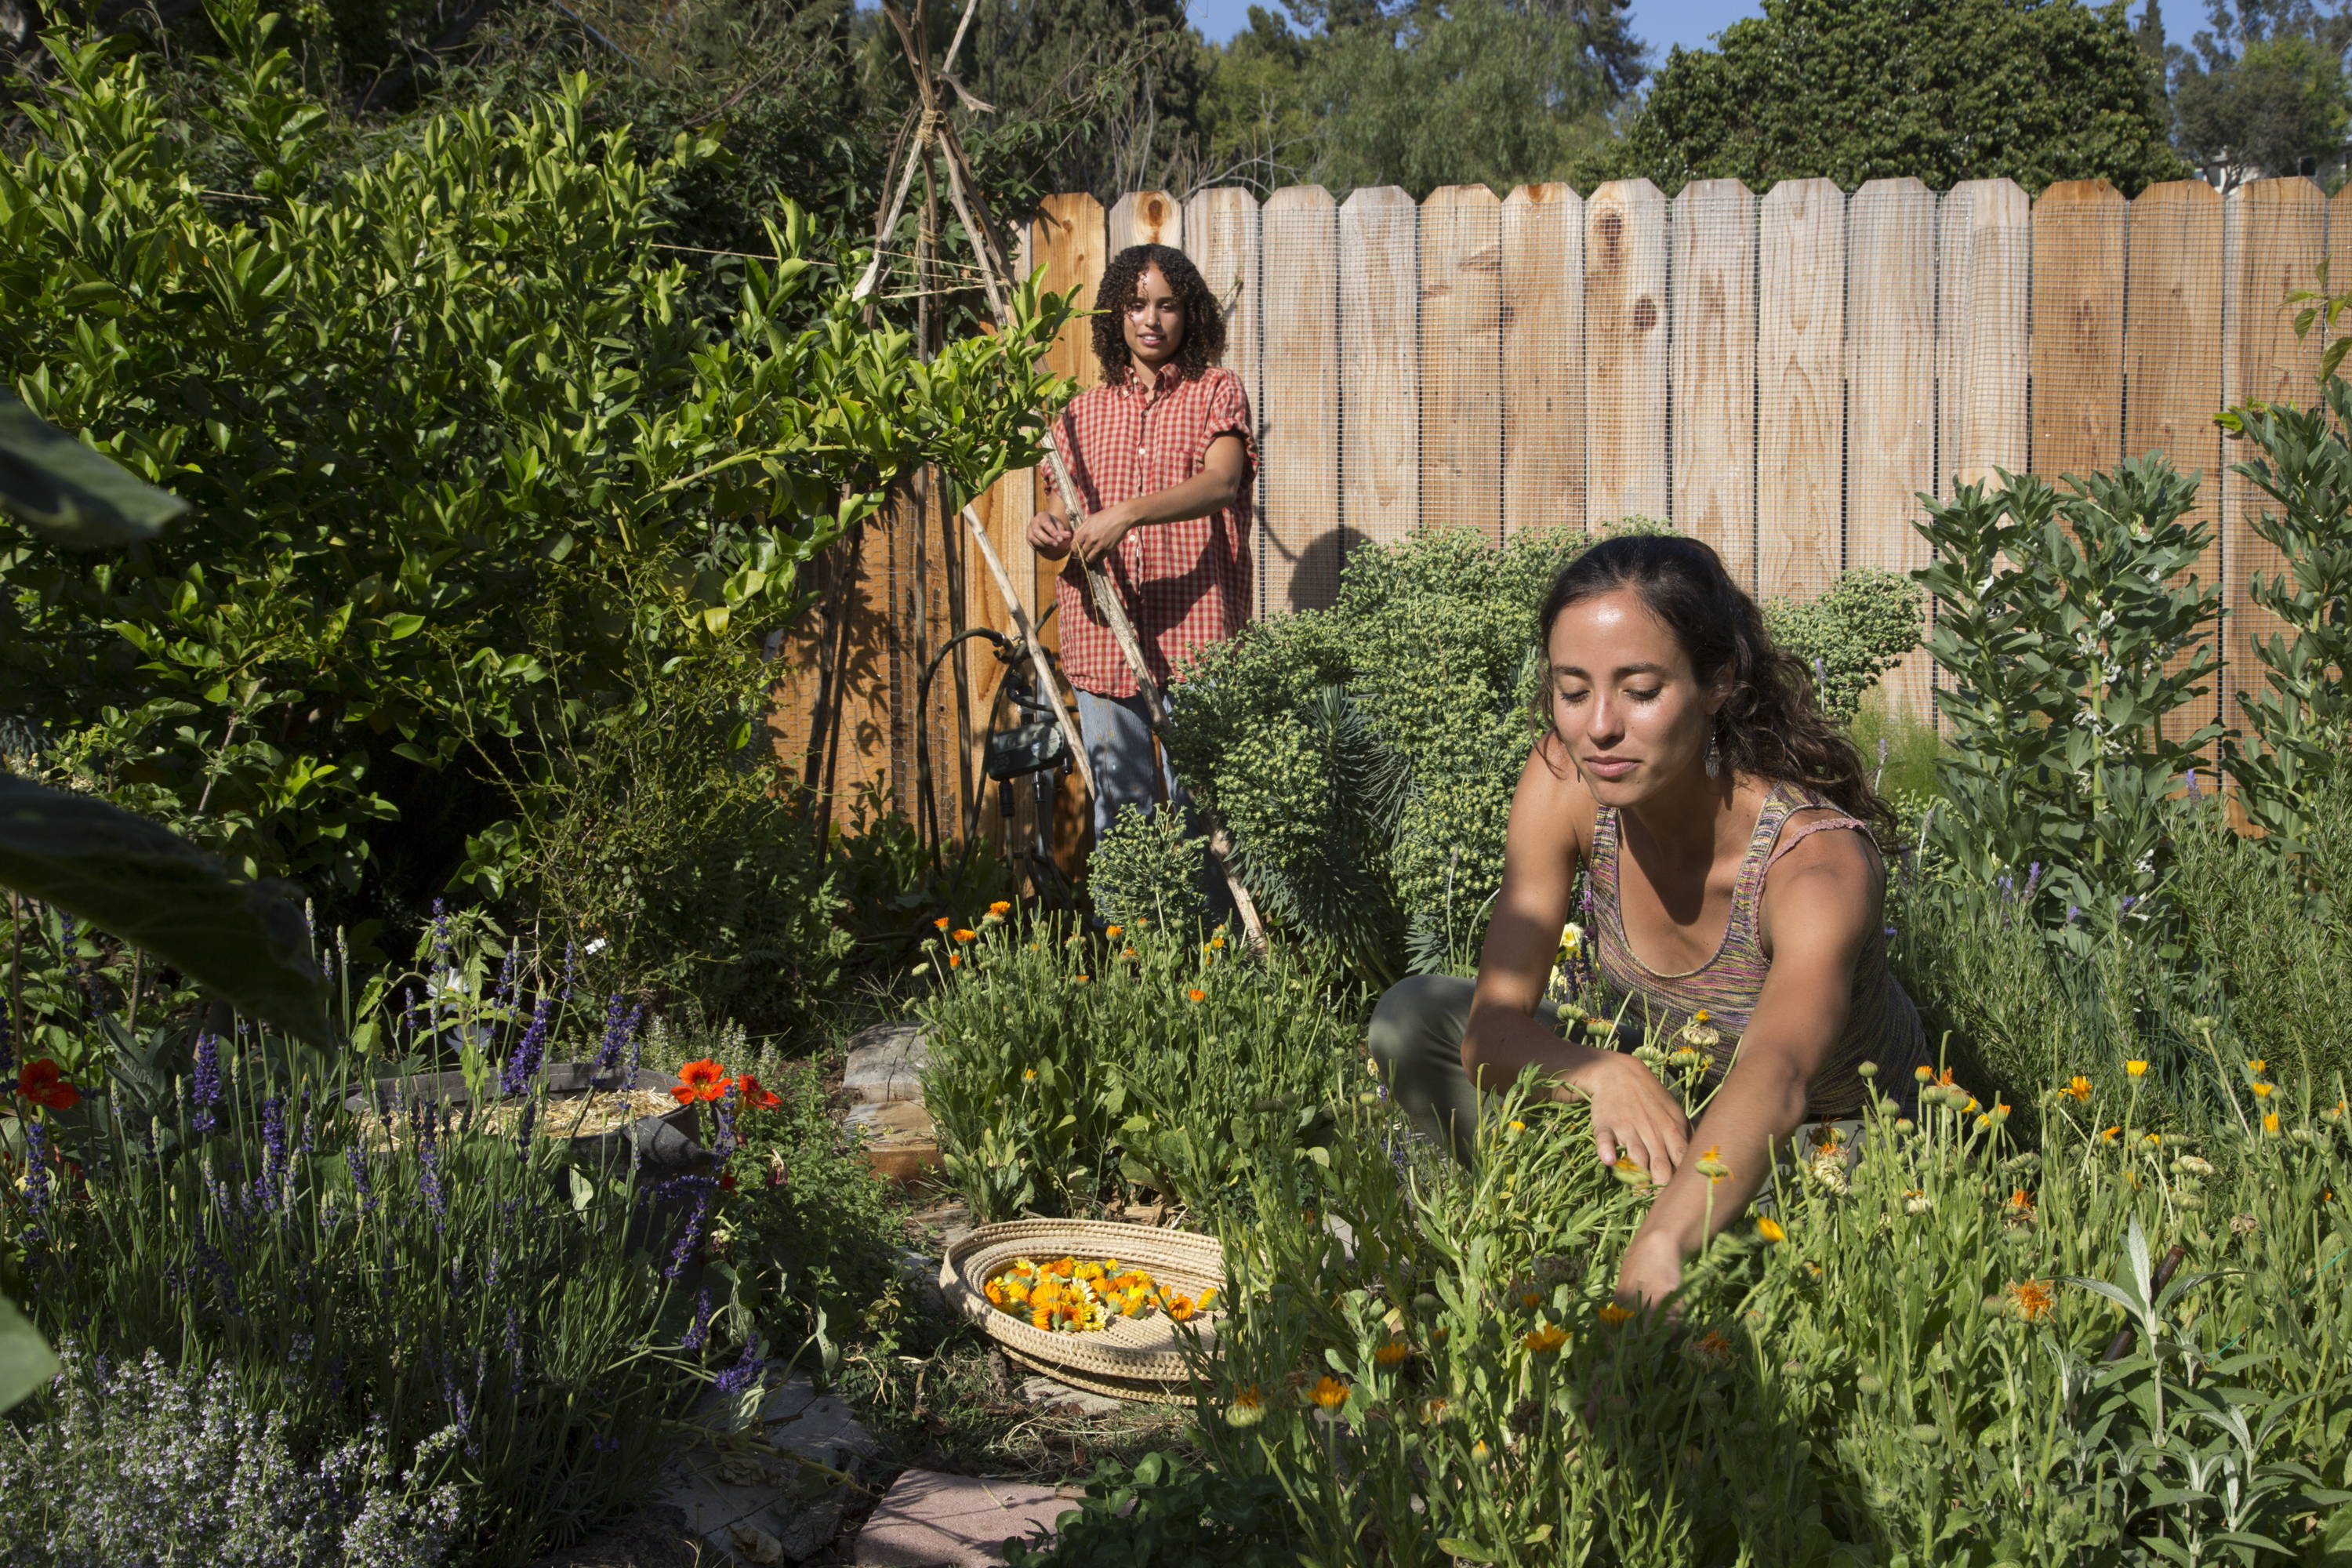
1534;534;1896;843
1091;244;1225;385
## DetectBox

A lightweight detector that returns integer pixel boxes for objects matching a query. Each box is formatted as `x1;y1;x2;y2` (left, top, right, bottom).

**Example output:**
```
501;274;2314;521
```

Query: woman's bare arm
1460;738;1694;1179
1613;825;1878;1303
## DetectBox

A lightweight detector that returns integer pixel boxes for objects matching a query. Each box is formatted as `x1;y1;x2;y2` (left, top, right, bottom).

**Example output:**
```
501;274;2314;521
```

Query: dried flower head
2005;1279;2055;1321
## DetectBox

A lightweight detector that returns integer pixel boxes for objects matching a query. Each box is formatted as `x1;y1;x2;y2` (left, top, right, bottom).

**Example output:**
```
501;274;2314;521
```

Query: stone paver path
852;1470;1077;1566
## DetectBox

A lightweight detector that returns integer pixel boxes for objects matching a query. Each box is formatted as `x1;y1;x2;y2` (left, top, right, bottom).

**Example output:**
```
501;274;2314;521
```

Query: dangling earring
1704;722;1722;780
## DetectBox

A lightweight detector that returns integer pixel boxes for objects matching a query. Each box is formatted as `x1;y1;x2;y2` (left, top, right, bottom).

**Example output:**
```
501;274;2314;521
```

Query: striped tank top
1588;781;1927;1119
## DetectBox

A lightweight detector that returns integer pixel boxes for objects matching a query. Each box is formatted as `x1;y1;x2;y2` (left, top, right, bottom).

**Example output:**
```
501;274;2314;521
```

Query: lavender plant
0;1345;464;1568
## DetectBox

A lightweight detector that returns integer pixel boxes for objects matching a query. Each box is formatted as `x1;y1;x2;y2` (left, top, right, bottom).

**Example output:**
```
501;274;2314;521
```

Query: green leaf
0;390;188;548
0;777;332;1044
1436;1541;1497;1563
0;1296;56;1412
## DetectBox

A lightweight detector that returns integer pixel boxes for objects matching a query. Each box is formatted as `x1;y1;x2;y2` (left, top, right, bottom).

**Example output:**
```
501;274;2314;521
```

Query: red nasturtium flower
17;1058;79;1112
671;1059;731;1105
736;1072;783;1111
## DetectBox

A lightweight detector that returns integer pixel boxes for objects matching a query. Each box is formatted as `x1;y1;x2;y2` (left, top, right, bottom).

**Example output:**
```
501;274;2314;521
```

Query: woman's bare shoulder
1512;730;1598;862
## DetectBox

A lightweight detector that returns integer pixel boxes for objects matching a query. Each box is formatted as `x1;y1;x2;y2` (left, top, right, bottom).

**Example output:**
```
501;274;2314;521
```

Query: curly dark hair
1533;534;1897;843
1091;244;1225;384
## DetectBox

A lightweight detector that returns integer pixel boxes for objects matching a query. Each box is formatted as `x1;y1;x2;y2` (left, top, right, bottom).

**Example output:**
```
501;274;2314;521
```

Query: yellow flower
988;900;1013;917
2098;1125;2122;1144
2246;1058;2267;1076
1521;1323;1569;1354
1022;1068;1036;1081
1105;925;1123;939
1210;935;1228;949
1374;1339;1412;1366
2263;1112;2281;1134
2143;1133;2161;1146
1596;1303;1635;1325
1197;1287;1219;1309
1308;1374;1350;1411
1693;1009;1710;1024
1187;988;1207;1002
1471;1439;1492;1464
2005;1279;2056;1321
1123;947;1138;959
2063;1076;2092;1102
2251;1081;2275;1099
2125;1059;2148;1078
1507;1119;1526;1134
1756;1216;1786;1243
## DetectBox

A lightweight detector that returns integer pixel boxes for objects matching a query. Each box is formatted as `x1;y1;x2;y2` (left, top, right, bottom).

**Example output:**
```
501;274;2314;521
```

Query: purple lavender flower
684;1289;713;1352
191;1033;223;1135
593;995;630;1076
506;1308;525;1396
24;1116;50;1223
2066;903;2081;926
494;943;521;1012
713;1096;738;1162
2120;895;2139;915
500;998;553;1096
560;938;579;1004
346;1145;377;1214
2187;766;2201;798
623;1003;647;1076
666;1188;713;1281
2023;862;2042;901
512;1095;537;1156
713;1339;764;1398
258;1095;289;1209
419;1131;448;1230
431;898;450;964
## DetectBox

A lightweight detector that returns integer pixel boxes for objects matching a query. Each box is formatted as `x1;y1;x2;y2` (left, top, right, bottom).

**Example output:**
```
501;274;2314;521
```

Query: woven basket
939;1219;1225;1405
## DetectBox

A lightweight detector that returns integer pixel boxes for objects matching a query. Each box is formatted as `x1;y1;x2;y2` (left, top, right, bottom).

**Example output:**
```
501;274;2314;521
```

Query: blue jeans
1073;689;1195;843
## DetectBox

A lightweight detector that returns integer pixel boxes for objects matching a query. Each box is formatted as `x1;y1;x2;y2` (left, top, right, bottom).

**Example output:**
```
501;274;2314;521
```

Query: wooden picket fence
779;174;2346;851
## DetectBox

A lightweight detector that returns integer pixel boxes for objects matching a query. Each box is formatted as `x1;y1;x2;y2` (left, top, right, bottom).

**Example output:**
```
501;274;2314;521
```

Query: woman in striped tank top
1367;534;1928;1308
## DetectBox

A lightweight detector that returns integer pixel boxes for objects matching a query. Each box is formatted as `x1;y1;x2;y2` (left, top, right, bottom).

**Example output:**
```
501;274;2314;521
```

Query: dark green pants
1367;973;1564;1164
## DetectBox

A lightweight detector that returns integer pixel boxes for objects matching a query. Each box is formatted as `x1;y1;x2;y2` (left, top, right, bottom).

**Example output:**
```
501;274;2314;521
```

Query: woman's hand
1613;1231;1685;1309
1567;1050;1690;1183
1026;510;1073;560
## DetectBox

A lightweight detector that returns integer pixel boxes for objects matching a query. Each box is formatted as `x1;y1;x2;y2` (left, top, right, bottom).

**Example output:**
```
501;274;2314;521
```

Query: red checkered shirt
1046;363;1254;699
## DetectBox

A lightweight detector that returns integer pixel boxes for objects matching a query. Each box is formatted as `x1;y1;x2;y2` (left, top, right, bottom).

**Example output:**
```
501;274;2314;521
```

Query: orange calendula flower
1756;1216;1787;1243
1308;1374;1350;1410
988;900;1013;917
1519;1291;1541;1308
953;928;978;943
1688;1329;1735;1368
1105;925;1123;939
1521;1323;1568;1354
948;953;962;969
934;916;950;931
1374;1339;1412;1366
2246;1058;2267;1076
2263;1112;2281;1134
1210;935;1227;949
2009;1188;2035;1213
2099;1125;2122;1144
1187;988;1207;1002
1123;947;1138;960
2006;1279;2056;1321
2251;1081;2275;1099
2063;1076;2092;1102
1610;1157;1651;1188
1225;1386;1266;1428
673;1058;731;1105
2125;1059;2149;1078
1696;1145;1730;1181
1597;1304;1635;1325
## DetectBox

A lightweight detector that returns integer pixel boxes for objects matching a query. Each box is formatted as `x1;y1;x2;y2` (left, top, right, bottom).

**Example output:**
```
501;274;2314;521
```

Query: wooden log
1260;186;1341;612
1673;177;1758;585
2031;179;2127;485
1846;177;1938;723
1937;179;2031;489
2125;179;2226;749
1184;187;1265;612
1419;183;1504;538
1758;177;1844;601
1501;183;1585;535
1341;185;1421;548
1584;179;1669;523
2223;177;2325;750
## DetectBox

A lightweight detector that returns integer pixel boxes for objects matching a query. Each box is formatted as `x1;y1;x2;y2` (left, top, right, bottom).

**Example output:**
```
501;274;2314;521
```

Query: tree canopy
2168;0;2352;186
1578;0;2190;196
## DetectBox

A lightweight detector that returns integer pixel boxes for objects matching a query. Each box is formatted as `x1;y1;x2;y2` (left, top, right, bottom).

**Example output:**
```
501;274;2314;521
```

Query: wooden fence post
1584;180;1669;524
1756;177;1842;602
1341;186;1421;549
1846;176;1938;723
1260;186;1341;612
2031;179;2128;484
1937;180;2031;491
1673;178;1758;585
1421;184;1504;539
1501;183;1585;536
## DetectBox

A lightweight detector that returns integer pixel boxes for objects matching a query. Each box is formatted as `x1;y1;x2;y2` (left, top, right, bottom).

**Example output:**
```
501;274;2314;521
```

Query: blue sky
1185;0;2200;67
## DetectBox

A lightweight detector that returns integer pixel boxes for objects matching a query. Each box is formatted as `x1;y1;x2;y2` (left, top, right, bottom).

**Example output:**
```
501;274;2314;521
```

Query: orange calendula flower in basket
1521;1323;1568;1354
2006;1279;2056;1321
16;1058;79;1112
2063;1076;2092;1102
1596;1303;1635;1325
672;1058;731;1104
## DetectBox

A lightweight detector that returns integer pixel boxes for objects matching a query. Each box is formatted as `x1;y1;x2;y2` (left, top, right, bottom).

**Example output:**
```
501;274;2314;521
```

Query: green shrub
0;5;1065;917
1087;804;1208;930
1152;1070;2352;1566
1167;522;1922;980
1914;457;2221;943
1759;568;1922;725
917;913;1367;1221
2218;374;2352;848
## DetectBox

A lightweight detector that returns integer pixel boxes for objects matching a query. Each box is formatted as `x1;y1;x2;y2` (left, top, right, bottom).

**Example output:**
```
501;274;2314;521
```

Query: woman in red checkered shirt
1026;244;1255;849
